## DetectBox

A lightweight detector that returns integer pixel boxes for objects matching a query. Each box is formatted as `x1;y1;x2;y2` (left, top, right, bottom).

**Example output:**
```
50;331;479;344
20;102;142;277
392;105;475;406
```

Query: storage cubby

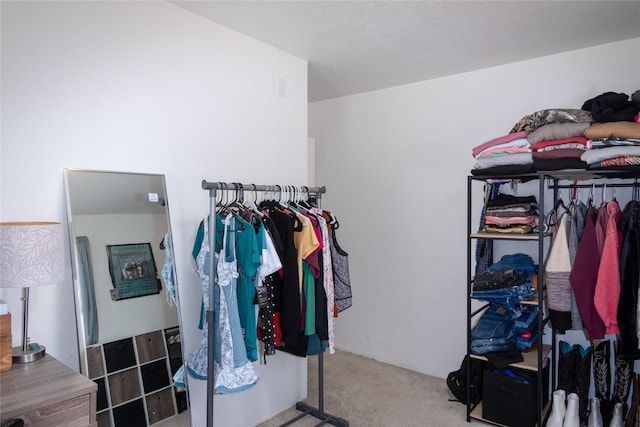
140;359;171;394
95;377;109;412
164;326;187;414
85;327;183;426
112;398;146;427
108;367;142;406
87;345;105;379
146;388;176;424
136;331;166;363
103;338;136;373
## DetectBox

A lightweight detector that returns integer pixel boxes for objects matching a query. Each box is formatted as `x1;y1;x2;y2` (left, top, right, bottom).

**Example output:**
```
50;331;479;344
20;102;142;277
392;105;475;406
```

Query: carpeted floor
257;349;475;427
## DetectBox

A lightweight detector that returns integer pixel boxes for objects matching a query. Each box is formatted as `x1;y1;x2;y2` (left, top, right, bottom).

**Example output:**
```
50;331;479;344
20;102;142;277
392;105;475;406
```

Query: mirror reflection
65;169;189;427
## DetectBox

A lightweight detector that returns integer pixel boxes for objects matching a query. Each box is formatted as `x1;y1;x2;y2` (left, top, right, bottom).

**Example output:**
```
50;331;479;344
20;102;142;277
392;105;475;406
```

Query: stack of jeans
472;304;540;355
512;305;539;350
472;253;537;308
471;254;539;355
471;305;516;355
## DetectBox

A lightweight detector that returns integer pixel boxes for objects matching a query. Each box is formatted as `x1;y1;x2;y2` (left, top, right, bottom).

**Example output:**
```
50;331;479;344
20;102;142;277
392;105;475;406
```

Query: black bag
446;355;485;404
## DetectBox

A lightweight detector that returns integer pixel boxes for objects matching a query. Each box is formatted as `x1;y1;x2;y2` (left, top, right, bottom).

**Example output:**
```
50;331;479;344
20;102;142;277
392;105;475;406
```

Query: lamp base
12;343;45;364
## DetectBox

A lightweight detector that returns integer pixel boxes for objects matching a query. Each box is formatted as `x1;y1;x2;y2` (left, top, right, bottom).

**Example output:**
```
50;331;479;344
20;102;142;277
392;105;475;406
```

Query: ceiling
172;1;640;102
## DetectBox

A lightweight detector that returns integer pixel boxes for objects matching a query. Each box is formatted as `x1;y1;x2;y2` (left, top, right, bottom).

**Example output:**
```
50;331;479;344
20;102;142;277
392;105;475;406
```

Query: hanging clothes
594;200;622;336
161;231;178;307
257;214;285;358
545;212;573;333
186;215;259;393
330;224;352;313
75;236;99;346
293;211;320;294
568;200;587;263
233;215;261;363
616;200;640;359
187;186;350;380
567;200;587;331
254;219;282;359
570;206;606;340
312;206;336;353
595;203;608;255
276;207;320;357
266;207;303;348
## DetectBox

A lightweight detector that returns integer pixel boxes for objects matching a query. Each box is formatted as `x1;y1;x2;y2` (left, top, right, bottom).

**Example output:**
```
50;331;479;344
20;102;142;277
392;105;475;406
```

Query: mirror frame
64;168;187;411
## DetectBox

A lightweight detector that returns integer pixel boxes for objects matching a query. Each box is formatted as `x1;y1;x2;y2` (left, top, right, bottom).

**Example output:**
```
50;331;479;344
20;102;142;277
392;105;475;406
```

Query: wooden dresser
0;354;97;426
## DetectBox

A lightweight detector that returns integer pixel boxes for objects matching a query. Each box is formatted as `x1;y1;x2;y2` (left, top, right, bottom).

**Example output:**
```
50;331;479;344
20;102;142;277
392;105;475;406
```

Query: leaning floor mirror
65;169;189;427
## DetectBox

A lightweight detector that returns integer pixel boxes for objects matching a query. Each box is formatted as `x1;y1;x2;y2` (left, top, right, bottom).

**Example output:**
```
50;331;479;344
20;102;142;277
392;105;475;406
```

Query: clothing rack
201;180;349;427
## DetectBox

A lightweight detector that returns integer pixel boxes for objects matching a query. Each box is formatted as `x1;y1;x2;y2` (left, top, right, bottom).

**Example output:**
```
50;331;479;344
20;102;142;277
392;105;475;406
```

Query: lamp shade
0;222;64;288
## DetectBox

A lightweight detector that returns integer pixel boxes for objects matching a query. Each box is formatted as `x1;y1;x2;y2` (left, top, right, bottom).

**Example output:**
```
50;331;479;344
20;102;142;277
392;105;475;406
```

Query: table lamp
0;222;64;363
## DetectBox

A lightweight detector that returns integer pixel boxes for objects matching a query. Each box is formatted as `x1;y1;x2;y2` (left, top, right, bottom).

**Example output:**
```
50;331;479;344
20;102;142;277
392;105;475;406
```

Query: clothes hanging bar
548;182;639;189
202;181;326;196
201;180;347;427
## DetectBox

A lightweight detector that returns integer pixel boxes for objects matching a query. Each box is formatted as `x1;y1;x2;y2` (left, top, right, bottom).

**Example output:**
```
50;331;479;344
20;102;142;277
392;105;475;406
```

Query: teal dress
233;215;261;362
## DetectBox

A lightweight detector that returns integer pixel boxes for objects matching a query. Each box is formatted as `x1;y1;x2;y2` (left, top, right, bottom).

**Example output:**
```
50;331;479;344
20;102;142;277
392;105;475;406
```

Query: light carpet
257;349;476;427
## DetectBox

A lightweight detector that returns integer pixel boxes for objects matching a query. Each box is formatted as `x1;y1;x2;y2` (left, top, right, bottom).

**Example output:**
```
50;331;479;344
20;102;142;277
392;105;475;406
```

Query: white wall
309;38;640;379
1;2;308;426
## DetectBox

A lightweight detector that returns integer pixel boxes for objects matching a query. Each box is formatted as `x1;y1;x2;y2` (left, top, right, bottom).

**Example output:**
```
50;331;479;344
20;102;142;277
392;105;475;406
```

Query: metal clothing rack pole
206;188;216;427
201;180;348;427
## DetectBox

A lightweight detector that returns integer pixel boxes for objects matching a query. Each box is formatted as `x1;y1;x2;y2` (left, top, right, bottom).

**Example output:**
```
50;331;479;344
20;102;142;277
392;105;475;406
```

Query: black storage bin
482;359;549;427
140;359;171;393
103;338;136;373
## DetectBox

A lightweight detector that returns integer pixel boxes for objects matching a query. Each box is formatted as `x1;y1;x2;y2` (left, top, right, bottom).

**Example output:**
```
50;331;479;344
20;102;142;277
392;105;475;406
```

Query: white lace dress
186;214;259;393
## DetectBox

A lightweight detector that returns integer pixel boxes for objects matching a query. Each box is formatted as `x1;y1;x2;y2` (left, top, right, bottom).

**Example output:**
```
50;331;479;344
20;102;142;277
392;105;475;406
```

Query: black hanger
553;197;567;214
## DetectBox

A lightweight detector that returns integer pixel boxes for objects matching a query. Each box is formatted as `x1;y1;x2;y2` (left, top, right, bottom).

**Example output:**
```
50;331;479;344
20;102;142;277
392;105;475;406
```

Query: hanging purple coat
570;207;606;340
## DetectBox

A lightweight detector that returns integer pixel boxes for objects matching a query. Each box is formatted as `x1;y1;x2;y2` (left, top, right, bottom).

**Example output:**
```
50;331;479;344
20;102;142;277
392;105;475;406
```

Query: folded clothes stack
472;253;537;307
471;253;539;355
471;303;539;355
512;305;539;351
471;305;516;355
471;131;533;176
470;90;640;175
483;194;539;235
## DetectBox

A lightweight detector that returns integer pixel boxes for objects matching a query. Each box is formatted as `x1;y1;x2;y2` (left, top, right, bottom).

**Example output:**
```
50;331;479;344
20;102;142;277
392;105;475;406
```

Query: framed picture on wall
106;242;161;301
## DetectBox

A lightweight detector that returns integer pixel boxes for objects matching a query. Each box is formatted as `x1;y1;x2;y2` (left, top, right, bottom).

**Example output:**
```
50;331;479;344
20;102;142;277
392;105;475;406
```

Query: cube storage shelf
86;327;185;427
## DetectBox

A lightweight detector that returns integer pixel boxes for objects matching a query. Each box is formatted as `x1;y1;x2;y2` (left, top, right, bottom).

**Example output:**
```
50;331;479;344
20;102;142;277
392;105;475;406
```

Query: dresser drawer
16;394;93;427
0;355;97;427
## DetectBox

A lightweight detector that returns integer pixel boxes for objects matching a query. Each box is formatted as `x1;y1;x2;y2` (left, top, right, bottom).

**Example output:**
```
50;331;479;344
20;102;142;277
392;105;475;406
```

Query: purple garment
570;207;606;339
